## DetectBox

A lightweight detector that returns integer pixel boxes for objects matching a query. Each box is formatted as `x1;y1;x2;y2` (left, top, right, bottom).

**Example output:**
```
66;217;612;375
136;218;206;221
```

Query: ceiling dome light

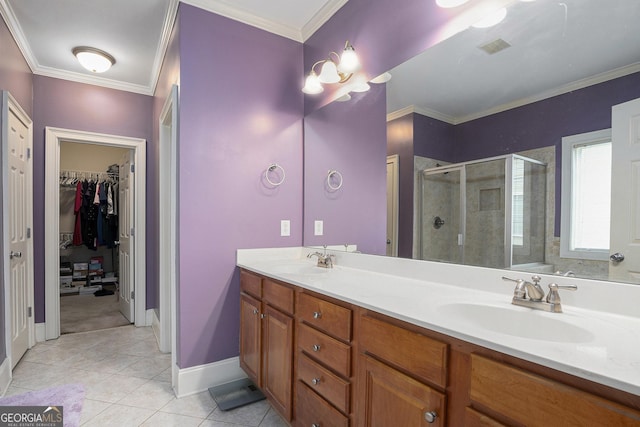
472;7;508;28
436;0;470;8
72;46;115;73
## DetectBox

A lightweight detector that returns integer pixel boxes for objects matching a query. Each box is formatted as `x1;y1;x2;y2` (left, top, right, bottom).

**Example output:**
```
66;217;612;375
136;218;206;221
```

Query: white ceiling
0;0;346;95
387;0;640;124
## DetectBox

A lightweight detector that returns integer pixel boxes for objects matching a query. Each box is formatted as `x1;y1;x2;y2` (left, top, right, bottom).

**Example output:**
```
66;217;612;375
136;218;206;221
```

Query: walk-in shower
419;154;546;269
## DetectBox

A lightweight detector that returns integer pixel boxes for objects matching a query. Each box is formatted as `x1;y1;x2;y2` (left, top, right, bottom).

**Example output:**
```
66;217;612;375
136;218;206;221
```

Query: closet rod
59;169;118;180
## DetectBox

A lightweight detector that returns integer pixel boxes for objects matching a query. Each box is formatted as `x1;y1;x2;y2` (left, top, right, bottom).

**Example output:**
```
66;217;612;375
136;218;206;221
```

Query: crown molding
181;0;304;42
389;63;640;125
301;0;348;41
455;62;640;124
34;66;154;95
149;0;180;94
0;0;37;72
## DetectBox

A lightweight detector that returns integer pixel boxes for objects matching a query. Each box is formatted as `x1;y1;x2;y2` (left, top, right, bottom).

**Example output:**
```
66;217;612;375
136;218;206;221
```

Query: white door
386;155;399;257
610;97;640;282
7;102;31;368
118;151;135;321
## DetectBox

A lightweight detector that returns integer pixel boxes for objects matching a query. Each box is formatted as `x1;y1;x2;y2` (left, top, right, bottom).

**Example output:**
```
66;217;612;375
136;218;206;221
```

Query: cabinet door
263;304;294;421
240;293;262;386
357;354;445;427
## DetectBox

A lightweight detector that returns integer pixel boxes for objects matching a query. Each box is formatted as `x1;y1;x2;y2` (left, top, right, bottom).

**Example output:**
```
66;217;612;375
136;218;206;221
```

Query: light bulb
338;43;360;74
302;71;324;94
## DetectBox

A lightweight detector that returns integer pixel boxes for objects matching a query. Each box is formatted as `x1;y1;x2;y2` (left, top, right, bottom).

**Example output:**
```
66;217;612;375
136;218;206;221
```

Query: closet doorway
44;128;146;340
58;142;130;334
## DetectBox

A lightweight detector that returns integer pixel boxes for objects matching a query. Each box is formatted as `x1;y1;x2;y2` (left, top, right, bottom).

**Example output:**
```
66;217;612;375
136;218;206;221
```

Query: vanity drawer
298;292;352;342
298;353;351;414
298;323;351;377
464;408;506;427
359;314;448;388
240;270;262;299
263;278;294;315
296;381;349;427
470;354;640;426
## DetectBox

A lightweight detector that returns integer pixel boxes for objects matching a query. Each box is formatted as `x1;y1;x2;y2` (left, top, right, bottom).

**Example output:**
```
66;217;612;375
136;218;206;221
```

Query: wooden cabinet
239;269;640;427
295;291;354;426
467;354;640;426
239;271;294;422
357;313;448;426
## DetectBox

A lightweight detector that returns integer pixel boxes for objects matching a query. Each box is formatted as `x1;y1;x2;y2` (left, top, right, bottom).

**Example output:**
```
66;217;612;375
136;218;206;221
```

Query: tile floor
6;325;287;427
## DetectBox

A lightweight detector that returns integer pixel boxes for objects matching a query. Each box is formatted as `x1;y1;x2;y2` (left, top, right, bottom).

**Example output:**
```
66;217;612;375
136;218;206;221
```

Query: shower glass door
420;167;464;264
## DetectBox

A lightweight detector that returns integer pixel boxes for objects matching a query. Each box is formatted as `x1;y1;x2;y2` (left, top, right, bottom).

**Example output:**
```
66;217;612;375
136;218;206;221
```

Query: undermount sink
269;263;329;276
437;303;595;343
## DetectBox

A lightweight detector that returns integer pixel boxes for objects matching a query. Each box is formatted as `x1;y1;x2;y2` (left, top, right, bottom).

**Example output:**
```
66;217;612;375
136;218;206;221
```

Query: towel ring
265;163;286;186
327;170;343;190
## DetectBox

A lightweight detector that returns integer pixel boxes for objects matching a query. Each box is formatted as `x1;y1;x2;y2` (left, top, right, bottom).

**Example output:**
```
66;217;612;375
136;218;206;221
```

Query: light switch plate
314;220;323;236
281;220;290;237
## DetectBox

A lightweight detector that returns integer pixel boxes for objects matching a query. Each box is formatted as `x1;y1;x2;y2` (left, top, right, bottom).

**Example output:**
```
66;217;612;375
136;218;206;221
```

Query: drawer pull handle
313;311;322;319
260;313;265;319
311;378;321;385
312;344;321;352
252;308;258;315
424;411;438;423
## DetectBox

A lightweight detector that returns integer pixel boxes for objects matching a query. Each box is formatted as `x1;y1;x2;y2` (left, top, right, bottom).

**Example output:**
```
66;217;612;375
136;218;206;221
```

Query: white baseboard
35;323;46;342
0;357;12;396
174;356;246;398
145;309;154;327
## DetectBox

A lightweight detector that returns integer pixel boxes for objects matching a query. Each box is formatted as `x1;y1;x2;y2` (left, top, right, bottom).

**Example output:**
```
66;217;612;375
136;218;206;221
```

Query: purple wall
453;72;640;235
32;76;154;322
304;85;387;255
152;8;180;318
0;13;33;362
177;5;303;368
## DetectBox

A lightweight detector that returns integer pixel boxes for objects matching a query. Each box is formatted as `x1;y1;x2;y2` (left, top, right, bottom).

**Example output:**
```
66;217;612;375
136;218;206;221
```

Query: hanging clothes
72;180;83;245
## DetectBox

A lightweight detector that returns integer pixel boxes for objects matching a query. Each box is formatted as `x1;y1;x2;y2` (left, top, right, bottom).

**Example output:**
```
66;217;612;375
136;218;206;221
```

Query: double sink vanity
237;247;640;426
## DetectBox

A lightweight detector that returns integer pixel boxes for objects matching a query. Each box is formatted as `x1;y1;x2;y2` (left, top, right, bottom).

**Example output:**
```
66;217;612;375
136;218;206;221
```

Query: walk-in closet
59;141;131;334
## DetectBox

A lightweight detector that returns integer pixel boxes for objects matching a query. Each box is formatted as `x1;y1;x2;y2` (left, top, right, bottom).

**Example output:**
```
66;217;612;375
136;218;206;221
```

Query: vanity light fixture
72;46;115;73
302;41;363;95
370;72;392;84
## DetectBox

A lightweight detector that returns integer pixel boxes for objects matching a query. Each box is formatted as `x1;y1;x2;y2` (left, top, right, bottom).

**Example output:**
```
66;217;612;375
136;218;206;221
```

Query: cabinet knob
311;378;321;385
313;311;322;319
260;313;265;319
424;411;438;423
312;344;321;352
312;424;320;427
252;308;258;315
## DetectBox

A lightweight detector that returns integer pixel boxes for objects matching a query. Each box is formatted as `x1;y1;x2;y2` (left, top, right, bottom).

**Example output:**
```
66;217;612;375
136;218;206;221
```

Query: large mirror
303;0;640;284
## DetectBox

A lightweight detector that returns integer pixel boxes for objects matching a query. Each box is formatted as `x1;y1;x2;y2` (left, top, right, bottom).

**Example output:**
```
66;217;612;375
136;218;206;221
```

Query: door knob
610;252;625;263
9;251;22;259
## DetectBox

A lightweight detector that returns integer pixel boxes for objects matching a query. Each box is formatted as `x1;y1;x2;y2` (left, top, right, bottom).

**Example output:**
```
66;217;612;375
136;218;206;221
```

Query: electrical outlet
314;220;323;236
281;220;291;237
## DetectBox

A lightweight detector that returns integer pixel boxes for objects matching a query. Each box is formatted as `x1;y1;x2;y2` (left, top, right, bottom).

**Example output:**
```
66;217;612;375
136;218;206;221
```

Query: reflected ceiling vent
478;38;512;55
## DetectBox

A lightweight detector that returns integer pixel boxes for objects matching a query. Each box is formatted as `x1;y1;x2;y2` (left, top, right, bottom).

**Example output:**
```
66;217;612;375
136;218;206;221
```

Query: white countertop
237;247;640;396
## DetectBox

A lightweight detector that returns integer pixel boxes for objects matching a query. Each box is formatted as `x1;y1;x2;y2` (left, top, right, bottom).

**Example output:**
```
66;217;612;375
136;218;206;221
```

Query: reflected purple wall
177;5;303;368
305;85;387;255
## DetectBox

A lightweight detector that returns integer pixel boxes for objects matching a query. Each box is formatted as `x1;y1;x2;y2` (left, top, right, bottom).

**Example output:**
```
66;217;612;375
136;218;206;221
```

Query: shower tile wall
413;156;449;257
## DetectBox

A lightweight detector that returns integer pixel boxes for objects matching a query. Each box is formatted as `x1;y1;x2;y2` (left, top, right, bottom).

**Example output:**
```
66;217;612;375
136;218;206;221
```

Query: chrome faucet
307;248;335;268
502;276;577;313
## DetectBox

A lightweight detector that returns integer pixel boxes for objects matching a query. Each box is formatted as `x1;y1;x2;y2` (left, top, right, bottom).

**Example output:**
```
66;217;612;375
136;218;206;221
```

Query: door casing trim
44;127;147;339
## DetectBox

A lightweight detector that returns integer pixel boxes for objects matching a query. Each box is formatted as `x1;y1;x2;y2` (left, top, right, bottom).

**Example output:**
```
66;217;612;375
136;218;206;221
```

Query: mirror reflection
303;0;640;284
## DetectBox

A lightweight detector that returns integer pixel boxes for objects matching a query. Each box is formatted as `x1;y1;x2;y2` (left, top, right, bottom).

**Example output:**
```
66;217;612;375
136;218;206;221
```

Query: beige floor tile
79;399;111;425
117;380;175;410
118;355;169;379
84;374;148;403
82;403;154;427
207;399;270;426
159;390;216;418
139;411;203;427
